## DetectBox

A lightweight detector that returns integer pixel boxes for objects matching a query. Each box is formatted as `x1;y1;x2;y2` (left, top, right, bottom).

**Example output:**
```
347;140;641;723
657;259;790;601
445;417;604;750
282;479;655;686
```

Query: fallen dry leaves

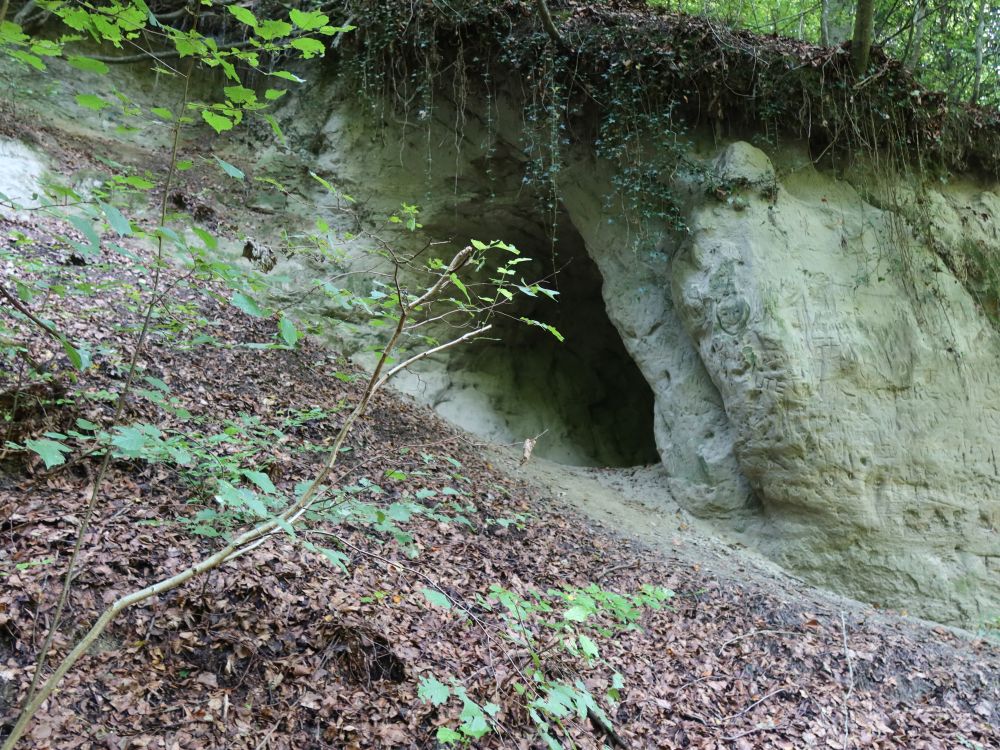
1;141;998;750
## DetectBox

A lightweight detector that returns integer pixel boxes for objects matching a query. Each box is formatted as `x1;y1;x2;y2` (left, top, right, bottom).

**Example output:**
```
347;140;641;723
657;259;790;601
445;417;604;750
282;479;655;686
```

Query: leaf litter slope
1;150;999;750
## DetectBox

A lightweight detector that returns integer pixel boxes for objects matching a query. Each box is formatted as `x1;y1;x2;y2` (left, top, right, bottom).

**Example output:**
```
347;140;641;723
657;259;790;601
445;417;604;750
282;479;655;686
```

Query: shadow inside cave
396;207;659;468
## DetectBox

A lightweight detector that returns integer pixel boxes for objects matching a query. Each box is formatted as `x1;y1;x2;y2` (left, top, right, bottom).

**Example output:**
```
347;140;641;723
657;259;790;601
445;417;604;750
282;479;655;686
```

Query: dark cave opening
406;211;660;468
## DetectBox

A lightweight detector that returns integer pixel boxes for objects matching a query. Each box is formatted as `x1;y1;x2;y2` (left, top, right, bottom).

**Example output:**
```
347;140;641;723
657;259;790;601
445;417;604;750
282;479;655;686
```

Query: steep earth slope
1;125;998;749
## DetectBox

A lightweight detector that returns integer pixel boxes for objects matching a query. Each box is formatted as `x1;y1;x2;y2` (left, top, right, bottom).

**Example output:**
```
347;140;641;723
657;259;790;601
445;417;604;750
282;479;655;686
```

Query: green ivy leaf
230;291;266;317
243;493;268;518
111;425;152;457
421;588;451;609
459;699;491;738
226;5;257;27
319;546;350;572
75;93;110;111
122;175;155;189
519;317;565;342
534;686;574;719
223;85;256;104
30;39;61;57
290;37;325;58
202;110;234;134
256;18;293;40
192;227;217;250
563;604;591;623
449;273;470;302
268;70;305;83
278;316;299;347
578;633;599;661
319;24;355;35
66;55;109;74
386;503;417;523
9;50;45;71
213;156;244;180
59;337;91;370
263;113;285;145
417;676;451;707
166;445;193;466
242;469;276;495
0;20;30;44
214;480;246;508
14;280;35;303
289;8;329;30
150;106;173;120
99;201;132;236
435;727;462;743
144;376;170;392
67;214;101;254
24;438;70;468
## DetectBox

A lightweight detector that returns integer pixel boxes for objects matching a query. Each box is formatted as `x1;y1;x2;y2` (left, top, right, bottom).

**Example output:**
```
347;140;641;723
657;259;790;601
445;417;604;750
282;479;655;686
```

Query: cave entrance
401;211;659;468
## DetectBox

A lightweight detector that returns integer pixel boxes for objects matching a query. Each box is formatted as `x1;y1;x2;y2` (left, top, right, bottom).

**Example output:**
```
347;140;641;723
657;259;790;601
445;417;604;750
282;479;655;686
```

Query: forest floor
2;86;1000;750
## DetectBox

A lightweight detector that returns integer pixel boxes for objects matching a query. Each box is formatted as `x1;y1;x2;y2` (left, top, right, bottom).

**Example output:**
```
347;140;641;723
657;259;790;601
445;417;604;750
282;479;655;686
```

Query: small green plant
956;735;987;750
418;581;673;746
0;4;573;747
359;589;390;605
0;556;56;577
417;675;501;745
486;512;530;530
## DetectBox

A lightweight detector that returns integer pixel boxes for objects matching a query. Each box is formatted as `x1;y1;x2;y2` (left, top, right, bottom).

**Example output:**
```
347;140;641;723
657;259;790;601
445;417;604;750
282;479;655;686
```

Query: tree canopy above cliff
5;0;997;174
651;0;997;107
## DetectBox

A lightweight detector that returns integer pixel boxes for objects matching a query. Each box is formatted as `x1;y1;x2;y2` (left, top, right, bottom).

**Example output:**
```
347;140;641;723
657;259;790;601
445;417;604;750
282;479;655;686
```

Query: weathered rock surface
671;143;1000;625
280;89;999;626
0;138;46;215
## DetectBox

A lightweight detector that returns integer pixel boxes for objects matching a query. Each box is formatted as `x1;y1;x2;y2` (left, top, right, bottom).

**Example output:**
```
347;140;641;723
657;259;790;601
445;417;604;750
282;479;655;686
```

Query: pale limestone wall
291;87;999;625
556;161;755;518
0;138;46;215
667;143;1000;624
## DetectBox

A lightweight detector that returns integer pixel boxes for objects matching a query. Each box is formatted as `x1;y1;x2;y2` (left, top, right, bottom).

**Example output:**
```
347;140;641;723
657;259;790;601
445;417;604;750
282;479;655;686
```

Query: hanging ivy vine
337;0;999;248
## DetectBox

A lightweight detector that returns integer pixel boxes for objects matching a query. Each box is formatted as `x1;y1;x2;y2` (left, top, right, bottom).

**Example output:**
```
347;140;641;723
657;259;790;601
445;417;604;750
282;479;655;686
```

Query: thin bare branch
377;325;492;386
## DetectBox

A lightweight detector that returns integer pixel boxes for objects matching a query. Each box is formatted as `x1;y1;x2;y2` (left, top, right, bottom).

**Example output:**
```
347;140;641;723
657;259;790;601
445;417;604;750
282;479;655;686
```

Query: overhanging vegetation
345;0;1000;178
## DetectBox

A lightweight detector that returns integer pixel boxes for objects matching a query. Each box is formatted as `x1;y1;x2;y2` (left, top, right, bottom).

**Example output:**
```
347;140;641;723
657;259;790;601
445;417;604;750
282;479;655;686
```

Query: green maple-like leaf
24;438;70;468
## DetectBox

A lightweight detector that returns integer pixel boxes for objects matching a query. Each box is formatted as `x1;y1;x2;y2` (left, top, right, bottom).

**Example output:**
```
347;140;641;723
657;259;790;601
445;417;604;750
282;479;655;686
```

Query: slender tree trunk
821;0;832;44
850;0;875;76
939;1;955;82
970;0;988;104
904;0;927;69
533;0;564;49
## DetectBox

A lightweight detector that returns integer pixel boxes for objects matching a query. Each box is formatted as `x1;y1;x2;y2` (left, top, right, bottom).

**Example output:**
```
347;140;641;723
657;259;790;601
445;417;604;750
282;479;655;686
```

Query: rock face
0;138;46;215
557;141;1000;625
286;88;999;626
671;143;1000;625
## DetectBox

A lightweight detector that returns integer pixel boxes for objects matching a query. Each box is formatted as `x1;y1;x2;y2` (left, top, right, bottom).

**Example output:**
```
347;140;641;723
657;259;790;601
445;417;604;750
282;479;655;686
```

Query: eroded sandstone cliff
272;81;999;625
